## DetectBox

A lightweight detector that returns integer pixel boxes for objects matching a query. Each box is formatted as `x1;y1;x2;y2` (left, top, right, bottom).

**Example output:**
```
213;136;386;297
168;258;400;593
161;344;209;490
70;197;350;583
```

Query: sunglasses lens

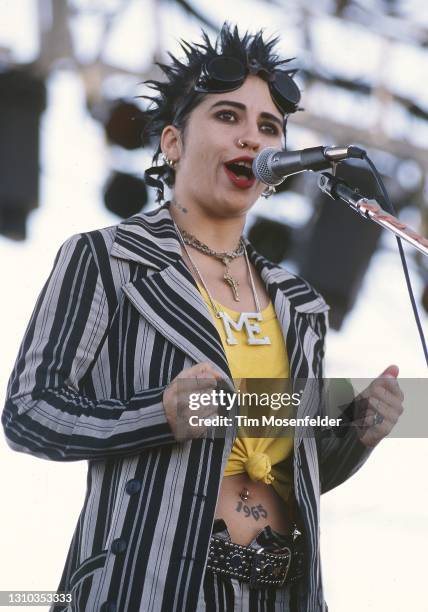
271;72;301;113
202;56;245;89
208;56;244;81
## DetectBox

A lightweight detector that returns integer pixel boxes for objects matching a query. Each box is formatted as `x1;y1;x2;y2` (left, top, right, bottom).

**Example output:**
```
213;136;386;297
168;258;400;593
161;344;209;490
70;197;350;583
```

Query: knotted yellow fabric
197;283;294;502
244;451;274;484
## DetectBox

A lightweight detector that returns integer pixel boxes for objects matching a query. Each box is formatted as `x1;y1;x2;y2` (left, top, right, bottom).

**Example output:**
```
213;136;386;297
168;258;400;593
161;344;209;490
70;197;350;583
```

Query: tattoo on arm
235;502;268;521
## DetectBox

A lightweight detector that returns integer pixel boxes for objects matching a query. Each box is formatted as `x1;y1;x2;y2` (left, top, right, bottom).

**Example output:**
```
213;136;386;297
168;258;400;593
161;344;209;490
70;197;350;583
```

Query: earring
161;152;177;169
261;185;276;199
238;139;246;149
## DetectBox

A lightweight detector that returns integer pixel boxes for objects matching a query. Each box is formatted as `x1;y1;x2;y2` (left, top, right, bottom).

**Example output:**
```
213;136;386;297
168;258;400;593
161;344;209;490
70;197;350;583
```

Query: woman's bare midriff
214;473;294;546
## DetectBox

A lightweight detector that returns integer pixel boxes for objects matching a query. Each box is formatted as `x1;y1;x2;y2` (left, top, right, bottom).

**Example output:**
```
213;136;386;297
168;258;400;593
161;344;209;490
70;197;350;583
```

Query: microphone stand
318;173;428;257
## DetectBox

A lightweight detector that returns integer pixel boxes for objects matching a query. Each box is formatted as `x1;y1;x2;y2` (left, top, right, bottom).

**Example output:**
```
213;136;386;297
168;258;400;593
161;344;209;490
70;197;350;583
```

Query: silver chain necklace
175;223;271;346
177;227;245;302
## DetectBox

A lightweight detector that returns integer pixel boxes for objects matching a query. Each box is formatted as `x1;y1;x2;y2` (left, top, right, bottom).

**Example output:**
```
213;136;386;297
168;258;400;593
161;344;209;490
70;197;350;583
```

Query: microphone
252;145;366;186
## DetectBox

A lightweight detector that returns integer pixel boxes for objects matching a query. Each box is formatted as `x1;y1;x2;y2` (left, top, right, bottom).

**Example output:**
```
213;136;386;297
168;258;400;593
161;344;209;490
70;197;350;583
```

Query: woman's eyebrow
209;100;283;128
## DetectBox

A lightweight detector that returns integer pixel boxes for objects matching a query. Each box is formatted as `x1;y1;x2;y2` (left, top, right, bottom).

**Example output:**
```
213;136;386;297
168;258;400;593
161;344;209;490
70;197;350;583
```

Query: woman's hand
353;365;404;448
162;362;226;442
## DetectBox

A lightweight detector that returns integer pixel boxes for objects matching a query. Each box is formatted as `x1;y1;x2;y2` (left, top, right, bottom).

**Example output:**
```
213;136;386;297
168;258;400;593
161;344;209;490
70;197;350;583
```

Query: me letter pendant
218;311;271;345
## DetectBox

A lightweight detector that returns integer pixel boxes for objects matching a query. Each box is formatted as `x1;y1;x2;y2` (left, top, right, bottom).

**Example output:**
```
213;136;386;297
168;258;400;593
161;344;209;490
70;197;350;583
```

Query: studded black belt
206;535;304;589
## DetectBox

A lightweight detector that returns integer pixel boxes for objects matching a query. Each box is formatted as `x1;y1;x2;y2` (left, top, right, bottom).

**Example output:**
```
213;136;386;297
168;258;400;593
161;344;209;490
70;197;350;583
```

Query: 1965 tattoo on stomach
235;501;268;520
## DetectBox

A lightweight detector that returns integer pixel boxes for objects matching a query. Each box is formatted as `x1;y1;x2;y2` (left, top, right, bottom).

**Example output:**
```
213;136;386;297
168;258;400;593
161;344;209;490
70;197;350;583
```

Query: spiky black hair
142;23;298;201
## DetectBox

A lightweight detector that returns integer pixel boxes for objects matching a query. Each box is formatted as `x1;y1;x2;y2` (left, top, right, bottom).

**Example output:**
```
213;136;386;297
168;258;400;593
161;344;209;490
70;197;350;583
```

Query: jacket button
111;538;127;555
100;602;116;612
125;479;142;495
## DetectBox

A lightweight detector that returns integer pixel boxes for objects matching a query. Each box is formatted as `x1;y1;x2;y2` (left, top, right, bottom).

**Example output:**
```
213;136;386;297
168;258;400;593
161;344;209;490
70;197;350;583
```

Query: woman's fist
163;362;226;442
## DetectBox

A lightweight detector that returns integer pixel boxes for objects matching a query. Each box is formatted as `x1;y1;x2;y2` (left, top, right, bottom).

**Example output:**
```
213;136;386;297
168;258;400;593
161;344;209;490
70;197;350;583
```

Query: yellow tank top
197;283;294;503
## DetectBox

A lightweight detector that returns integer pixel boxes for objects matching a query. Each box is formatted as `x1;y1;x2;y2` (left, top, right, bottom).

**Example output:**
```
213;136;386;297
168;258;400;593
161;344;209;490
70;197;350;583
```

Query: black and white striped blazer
2;203;372;612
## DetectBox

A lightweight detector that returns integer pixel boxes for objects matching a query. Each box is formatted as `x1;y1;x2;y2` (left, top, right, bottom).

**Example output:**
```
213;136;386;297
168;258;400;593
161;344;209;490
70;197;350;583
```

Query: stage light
299;164;383;329
103;171;148;218
0;69;46;240
104;100;148;150
248;218;292;264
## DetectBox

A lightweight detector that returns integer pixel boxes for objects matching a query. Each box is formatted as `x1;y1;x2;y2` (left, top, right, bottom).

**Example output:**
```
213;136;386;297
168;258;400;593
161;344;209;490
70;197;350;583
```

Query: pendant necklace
175;223;271;346
178;227;244;302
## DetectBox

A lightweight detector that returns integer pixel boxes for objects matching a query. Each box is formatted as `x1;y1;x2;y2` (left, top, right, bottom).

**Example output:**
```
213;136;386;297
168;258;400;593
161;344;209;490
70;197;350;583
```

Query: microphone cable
361;152;428;368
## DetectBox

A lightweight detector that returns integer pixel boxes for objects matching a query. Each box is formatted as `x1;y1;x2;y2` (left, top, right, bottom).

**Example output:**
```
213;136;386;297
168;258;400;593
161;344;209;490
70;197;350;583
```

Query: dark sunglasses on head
194;55;301;115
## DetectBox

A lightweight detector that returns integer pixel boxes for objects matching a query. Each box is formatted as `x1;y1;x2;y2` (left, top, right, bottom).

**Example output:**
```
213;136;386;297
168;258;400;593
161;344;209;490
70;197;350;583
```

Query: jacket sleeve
313;311;375;494
2;233;177;461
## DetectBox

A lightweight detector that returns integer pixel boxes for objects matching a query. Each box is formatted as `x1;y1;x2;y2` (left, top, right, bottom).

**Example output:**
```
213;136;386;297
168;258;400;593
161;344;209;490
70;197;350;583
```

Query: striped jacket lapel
122;259;232;380
112;205;232;381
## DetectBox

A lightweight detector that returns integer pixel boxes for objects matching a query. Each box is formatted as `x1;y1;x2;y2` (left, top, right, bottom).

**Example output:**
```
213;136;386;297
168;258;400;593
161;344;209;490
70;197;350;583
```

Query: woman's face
162;75;284;218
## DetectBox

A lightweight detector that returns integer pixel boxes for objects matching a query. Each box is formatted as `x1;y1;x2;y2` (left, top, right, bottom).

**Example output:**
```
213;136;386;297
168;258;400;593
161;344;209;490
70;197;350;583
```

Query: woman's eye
260;123;279;136
216;110;237;122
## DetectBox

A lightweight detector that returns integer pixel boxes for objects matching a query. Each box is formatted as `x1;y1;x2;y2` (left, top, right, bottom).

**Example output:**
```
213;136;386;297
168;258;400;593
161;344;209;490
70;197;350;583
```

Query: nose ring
238;139;246;148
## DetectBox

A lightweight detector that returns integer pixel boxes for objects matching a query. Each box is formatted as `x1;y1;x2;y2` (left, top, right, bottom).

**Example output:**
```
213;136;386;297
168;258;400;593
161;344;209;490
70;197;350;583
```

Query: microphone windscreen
252;147;285;186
